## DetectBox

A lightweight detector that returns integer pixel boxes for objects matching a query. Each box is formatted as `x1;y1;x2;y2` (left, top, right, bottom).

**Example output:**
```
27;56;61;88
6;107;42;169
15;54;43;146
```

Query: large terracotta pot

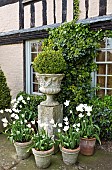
80;138;96;156
36;73;64;106
14;140;32;159
61;146;80;165
32;146;54;169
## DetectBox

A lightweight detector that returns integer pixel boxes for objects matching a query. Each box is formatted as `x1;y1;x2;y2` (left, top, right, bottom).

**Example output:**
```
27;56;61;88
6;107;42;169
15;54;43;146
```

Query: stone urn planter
36;73;64;106
80;138;96;156
60;146;80;165
32;146;54;169
14;140;32;159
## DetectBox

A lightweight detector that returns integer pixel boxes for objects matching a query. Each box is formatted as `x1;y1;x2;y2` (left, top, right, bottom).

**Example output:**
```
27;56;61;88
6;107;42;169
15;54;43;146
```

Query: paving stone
0;134;112;170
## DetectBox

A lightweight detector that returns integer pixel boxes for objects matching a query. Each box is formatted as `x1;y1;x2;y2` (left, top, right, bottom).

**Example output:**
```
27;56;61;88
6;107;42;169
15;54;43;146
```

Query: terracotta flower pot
61;146;80;165
80;138;96;156
32;146;54;169
14;140;32;159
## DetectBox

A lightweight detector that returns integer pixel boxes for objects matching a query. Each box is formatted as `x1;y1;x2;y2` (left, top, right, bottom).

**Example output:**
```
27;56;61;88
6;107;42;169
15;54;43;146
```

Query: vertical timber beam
30;2;35;27
99;0;107;16
53;0;56;23
62;0;67;22
42;0;47;25
19;0;24;29
85;0;89;18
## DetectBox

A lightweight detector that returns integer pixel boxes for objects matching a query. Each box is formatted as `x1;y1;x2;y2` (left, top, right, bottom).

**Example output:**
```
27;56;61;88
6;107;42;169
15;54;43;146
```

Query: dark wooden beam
99;0;107;16
85;0;89;19
0;0;18;7
62;0;67;22
53;0;56;23
23;0;42;5
42;0;47;25
19;0;24;29
0;30;48;45
77;15;112;30
30;2;35;28
0;23;60;45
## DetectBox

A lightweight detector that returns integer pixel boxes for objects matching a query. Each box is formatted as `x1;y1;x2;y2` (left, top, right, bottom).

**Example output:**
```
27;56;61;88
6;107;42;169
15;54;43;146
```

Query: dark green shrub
90;95;112;141
33;49;66;74
0;67;11;109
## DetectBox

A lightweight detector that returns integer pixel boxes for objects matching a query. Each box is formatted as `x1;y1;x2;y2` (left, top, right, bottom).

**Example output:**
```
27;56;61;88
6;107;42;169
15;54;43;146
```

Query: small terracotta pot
61;146;80;165
14;140;32;159
32;146;54;169
80;138;96;156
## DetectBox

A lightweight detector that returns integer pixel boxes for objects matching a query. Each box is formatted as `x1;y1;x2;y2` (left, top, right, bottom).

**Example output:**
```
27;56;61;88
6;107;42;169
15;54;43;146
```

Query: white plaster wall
107;0;112;15
67;0;73;22
88;0;99;18
0;2;19;33
24;5;31;29
0;44;24;99
47;0;54;25
55;0;62;23
35;1;43;27
79;0;86;20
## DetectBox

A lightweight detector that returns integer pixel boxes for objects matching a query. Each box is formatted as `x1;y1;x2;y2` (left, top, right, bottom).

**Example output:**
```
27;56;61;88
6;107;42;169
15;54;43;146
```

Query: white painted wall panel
24;5;31;29
35;1;43;27
0;44;24;98
0;3;19;32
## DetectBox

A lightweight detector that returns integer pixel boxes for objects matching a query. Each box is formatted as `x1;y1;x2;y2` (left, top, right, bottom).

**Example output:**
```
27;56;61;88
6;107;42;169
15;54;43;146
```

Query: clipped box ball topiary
33;49;66;74
0;67;11;110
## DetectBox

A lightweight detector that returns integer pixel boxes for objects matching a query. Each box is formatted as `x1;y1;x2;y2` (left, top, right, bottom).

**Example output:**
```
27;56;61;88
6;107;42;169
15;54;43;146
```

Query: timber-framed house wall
0;0;112;97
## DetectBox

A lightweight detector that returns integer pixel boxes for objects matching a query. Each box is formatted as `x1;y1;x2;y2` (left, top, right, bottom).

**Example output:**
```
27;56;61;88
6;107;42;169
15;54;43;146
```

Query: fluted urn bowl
36;73;64;106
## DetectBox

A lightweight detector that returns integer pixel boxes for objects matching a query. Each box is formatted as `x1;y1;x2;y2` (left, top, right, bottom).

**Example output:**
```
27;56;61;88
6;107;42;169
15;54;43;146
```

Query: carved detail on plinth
36;73;64;106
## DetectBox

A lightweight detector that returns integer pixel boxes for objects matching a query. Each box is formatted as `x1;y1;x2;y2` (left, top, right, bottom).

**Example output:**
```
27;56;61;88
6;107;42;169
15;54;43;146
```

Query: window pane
31;43;37;52
33;73;38;82
107;38;112;49
96;51;105;62
100;40;105;48
96;89;105;97
107;76;112;88
31;53;37;62
97;64;106;74
107;90;112;95
33;84;39;92
107;64;112;75
97;76;105;87
107;50;112;61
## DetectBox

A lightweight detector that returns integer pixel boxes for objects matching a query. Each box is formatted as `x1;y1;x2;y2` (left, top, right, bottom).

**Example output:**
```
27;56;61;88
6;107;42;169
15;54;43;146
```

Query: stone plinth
38;104;63;137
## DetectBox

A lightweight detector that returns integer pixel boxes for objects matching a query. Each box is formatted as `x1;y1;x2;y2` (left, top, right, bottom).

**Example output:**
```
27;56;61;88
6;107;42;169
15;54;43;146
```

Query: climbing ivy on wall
73;0;80;21
41;0;112;117
42;21;106;117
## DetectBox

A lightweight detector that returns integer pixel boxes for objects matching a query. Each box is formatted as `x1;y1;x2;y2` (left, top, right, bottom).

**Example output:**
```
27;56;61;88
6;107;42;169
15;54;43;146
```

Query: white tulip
63;126;69;132
64;100;70;107
0;110;3;113
77;123;80;127
2;117;8;123
63;117;68;122
78;113;84;118
50;118;55;125
58;123;62;128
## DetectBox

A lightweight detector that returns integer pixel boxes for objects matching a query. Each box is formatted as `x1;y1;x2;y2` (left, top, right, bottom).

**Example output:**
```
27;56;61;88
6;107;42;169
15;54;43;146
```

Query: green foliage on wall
0;67;11;110
73;0;80;21
42;20;105;116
